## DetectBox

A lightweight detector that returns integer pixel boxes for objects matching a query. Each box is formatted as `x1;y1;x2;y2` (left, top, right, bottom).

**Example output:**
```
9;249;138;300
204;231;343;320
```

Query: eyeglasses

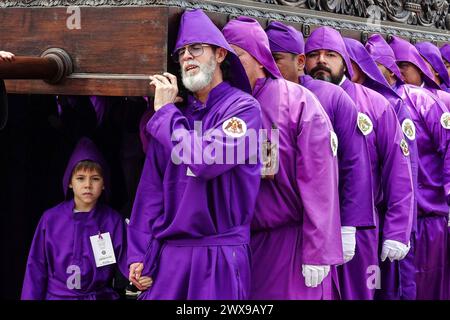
172;43;211;63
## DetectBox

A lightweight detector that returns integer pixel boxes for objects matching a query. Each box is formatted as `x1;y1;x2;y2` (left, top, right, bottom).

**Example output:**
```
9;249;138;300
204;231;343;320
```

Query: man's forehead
307;49;340;55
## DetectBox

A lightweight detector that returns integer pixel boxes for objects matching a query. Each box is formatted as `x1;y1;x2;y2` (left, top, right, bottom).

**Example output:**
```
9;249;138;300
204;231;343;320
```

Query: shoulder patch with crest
330;131;338;157
222;117;247;138
357;112;373;136
400;139;410;157
440;112;450;130
401;119;416;141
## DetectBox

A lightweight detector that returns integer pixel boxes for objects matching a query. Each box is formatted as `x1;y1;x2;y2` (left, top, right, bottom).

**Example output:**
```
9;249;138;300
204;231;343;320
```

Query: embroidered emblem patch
330;131;338;157
440;112;450;130
357;112;373;136
400;139;410;157
222;117;247;138
402;119;416;141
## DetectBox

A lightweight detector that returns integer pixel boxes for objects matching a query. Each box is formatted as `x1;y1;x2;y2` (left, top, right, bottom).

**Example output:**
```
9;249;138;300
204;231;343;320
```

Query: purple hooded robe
21;137;128;300
389;35;450;300
126;9;262;300
346;36;418;300
306;27;413;300
223;17;343;300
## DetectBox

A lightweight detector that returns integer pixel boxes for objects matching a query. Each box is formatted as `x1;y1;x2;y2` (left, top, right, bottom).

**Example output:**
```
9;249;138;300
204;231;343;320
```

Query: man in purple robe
416;42;450;92
344;37;418;300
21;137;134;299
127;9;262;300
305;27;413;300
376;35;450;300
223;17;343;300
264;21;375;284
389;36;450;111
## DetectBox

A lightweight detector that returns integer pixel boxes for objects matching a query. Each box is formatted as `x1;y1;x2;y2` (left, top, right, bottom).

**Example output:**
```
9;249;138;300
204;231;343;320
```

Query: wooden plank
0;6;169;96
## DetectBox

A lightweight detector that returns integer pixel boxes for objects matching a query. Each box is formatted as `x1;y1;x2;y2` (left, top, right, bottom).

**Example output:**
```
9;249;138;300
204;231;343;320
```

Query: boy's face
69;168;104;209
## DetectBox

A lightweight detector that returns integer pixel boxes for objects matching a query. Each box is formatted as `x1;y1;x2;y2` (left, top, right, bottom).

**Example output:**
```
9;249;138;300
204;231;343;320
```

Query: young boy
21;137;151;299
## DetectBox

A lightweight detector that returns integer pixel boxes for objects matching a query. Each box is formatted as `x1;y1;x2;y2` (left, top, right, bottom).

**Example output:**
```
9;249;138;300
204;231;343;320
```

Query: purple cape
415;41;450;90
173;9;251;94
21;137;127;300
222;16;282;79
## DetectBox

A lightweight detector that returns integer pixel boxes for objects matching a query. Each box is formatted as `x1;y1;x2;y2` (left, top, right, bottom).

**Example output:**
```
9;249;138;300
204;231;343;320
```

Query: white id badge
89;232;116;267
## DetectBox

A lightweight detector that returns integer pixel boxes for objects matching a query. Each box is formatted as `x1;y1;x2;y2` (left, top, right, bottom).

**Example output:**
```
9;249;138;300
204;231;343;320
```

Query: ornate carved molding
1;0;449;41
255;0;450;30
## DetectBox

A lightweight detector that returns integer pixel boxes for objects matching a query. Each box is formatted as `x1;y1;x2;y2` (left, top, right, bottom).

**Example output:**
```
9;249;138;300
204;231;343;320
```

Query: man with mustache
127;9;262;299
367;34;450;300
305;27;413;300
223;17;343;300
264;21;375;272
344;37;417;300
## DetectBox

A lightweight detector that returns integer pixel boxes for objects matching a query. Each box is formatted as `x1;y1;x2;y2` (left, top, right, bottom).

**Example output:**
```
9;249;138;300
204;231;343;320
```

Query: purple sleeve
378;103;414;244
297;97;343;266
146;99;261;180
334;92;375;228
126;141;164;268
21;217;48;300
421;100;450;201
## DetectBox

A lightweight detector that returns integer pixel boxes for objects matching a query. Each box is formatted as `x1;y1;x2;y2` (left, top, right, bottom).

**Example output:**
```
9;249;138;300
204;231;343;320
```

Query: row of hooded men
5;9;450;300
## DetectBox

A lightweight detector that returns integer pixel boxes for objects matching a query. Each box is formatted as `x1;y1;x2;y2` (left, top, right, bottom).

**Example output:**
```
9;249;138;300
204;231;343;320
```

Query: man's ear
216;47;228;63
69;184;72;189
297;54;306;72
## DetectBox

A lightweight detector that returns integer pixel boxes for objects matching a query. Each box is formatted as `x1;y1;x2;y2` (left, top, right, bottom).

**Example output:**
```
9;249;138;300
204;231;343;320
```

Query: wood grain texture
0;6;169;96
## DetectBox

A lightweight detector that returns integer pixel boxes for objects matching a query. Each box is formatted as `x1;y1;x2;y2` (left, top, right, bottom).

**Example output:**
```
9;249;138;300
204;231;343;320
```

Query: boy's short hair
72;160;103;178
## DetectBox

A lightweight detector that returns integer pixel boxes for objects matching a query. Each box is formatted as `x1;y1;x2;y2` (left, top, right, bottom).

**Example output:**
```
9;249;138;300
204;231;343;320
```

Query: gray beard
182;56;216;93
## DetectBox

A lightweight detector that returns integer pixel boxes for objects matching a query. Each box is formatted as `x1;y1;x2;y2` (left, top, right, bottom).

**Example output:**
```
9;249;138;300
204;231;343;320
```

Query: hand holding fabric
380;240;410;262
0;51;14;62
301;264;330;288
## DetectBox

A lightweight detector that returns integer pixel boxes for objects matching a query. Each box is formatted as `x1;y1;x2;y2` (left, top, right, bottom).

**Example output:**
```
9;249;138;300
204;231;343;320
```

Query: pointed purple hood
62;137;110;200
344;37;394;92
304;26;354;79
265;21;304;55
365;34;404;84
222;16;282;79
415;41;450;89
389;36;440;89
440;44;450;63
174;9;251;94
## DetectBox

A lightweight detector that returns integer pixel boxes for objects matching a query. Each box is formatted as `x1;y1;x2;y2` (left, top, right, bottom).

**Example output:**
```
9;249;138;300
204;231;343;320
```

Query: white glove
380;240;410;262
301;264;330;288
341;226;356;263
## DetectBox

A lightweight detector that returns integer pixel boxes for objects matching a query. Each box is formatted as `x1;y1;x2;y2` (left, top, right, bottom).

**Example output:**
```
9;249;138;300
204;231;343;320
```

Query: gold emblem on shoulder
222;117;247;138
357;112;373;136
402;119;416;141
440;112;450;130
